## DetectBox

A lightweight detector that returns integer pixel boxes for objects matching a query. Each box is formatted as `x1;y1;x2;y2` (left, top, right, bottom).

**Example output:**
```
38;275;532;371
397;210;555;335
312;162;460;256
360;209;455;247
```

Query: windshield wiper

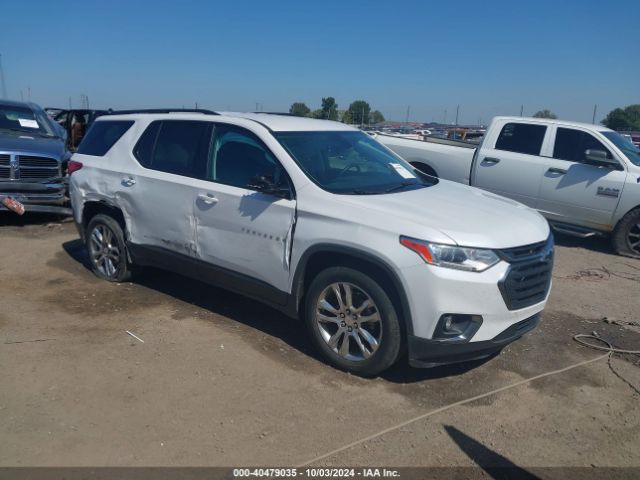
384;181;421;193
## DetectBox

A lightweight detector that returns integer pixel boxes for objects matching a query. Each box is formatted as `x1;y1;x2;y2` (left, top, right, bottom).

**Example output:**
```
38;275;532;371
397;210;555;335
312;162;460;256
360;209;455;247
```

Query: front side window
553;128;612;163
495;123;547;156
77;120;134;156
602;131;640;166
275;131;437;195
209;124;288;190
135;120;211;178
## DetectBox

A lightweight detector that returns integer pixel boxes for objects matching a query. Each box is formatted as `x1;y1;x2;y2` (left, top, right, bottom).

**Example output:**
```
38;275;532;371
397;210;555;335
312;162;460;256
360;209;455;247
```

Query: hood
0;133;65;159
340;180;550;249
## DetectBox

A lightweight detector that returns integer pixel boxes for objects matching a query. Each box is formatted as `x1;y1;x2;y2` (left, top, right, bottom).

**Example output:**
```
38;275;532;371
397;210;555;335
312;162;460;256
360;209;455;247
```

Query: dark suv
0;100;71;215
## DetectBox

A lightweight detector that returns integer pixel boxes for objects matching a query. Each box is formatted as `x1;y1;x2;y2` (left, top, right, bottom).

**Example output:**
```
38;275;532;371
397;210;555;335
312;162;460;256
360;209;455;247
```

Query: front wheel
305;267;402;376
612;207;640;259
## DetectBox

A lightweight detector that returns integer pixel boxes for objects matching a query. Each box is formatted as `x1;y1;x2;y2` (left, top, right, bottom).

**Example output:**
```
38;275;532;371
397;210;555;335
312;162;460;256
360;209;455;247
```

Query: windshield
602;131;640;166
0;104;57;138
275;131;437;194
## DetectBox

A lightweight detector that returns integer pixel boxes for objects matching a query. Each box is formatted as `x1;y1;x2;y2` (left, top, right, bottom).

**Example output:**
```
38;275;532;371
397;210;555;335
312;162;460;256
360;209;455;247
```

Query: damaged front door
194;124;296;296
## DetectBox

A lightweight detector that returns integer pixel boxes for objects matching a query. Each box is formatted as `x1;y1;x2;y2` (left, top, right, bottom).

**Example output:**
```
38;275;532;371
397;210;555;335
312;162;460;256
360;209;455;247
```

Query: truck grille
498;236;554;310
0;154;61;180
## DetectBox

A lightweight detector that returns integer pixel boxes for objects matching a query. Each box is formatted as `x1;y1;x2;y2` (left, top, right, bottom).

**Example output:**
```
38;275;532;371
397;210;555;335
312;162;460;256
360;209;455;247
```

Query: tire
85;213;134;282
304;267;402;376
612;207;640;259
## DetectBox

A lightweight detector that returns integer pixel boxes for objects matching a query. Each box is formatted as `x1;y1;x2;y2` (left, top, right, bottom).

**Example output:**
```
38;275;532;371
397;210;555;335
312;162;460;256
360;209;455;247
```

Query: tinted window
495;123;547;156
554;128;612;162
275;131;437;194
133;121;161;167
77;120;134;156
210;124;288;190
146;121;212;178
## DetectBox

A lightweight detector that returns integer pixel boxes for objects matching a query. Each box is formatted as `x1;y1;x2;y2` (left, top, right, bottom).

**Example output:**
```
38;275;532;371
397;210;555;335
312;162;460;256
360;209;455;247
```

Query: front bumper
0;180;71;215
408;313;540;368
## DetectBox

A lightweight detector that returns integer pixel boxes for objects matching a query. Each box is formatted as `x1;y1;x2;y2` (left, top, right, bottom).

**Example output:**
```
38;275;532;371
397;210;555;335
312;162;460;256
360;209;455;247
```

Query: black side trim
127;243;289;309
290;244;414;335
407;314;540;368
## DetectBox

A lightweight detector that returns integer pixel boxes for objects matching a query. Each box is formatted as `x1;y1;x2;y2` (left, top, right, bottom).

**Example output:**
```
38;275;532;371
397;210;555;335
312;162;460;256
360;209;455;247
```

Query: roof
0;99;40;110
98;110;357;133
494;116;612;132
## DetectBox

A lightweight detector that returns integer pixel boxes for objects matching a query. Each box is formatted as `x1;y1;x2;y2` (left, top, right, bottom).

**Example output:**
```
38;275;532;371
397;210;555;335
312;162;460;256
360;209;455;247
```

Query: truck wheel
612;207;640;259
85;214;134;282
304;267;402;377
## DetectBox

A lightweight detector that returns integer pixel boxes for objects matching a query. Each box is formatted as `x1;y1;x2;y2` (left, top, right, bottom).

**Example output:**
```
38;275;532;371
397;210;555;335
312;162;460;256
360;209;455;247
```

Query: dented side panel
192;179;296;293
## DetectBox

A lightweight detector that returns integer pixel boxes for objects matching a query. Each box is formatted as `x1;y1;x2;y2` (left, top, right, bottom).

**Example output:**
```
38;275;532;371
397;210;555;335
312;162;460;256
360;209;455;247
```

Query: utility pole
455;105;460;126
27;86;31;101
0;53;7;99
592;104;598;124
520;104;524;117
443;109;447;124
405;105;411;124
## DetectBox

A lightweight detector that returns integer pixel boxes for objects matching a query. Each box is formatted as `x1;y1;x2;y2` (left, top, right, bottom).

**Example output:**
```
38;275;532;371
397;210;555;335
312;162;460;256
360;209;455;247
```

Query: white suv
69;110;553;376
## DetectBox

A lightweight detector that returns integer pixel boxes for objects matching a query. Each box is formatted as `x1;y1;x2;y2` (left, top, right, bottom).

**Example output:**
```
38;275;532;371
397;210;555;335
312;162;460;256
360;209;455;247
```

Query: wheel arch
81;200;128;241
291;244;414;336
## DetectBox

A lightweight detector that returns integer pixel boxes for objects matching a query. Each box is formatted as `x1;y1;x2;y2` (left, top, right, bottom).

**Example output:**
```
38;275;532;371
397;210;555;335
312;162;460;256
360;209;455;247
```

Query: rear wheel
86;214;133;282
305;267;402;376
612;207;640;259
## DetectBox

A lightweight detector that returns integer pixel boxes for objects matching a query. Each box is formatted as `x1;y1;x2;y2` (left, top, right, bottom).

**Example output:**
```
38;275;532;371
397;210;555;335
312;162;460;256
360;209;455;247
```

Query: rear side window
133;120;212;179
495;123;547;156
77;120;134;156
553;128;612;162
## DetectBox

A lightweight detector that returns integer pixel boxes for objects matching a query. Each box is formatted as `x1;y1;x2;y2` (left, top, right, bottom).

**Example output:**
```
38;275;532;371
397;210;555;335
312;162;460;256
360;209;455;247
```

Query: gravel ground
0;214;638;469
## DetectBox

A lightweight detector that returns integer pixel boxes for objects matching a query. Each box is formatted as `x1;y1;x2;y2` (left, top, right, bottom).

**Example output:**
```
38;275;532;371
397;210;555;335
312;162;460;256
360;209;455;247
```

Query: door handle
547;167;567;175
197;193;218;205
122;177;136;186
481;157;501;165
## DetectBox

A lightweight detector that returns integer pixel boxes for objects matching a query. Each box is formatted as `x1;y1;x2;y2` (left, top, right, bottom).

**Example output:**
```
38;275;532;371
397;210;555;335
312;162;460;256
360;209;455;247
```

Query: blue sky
1;0;638;124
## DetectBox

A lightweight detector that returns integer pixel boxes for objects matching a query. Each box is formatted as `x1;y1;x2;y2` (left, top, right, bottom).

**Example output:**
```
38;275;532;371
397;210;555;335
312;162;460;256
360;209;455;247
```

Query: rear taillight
68;160;83;175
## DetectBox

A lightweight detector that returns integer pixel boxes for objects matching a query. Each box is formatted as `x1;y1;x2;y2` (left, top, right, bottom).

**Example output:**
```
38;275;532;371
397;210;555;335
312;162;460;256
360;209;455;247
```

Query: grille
17;155;61;180
0;154;9;166
18;156;59;169
498;236;554;310
0;166;9;179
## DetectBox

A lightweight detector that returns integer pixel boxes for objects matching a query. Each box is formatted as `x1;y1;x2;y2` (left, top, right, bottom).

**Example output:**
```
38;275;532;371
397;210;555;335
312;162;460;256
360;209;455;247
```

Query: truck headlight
400;236;500;272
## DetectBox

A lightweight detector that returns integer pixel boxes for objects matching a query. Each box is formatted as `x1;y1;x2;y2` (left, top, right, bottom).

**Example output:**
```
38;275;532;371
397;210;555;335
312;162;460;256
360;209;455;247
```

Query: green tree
320;97;339;120
602;104;640;131
310;109;324;119
341;109;353;124
533;109;557;119
370;110;385;124
347;100;371;125
289;102;310;117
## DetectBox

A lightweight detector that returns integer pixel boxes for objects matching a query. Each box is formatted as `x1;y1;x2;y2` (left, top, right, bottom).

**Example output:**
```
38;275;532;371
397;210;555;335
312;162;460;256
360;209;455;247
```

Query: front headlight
400;236;500;272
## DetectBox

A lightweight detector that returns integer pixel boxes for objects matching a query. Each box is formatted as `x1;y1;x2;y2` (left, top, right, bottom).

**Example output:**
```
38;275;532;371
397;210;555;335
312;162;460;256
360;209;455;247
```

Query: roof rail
252;111;296;116
106;108;218;115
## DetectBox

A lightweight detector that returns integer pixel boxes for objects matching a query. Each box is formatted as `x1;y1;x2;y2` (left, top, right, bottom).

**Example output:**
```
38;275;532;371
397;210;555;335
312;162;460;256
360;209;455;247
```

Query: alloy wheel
315;282;382;362
629;223;640;254
89;224;121;278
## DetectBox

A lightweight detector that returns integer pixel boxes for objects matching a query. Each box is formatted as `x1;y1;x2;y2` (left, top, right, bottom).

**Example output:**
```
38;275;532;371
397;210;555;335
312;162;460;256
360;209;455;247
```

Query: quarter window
209;124;288;191
75;120;133;156
495;123;547;156
553;128;612;162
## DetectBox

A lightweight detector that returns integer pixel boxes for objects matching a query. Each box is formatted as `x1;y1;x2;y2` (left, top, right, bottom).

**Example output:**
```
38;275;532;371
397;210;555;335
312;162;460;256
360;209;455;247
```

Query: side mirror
584;149;620;169
247;175;291;199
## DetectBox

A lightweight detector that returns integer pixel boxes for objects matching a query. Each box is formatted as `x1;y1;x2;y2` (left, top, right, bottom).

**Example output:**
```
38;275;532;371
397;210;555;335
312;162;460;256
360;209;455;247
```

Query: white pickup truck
376;116;640;258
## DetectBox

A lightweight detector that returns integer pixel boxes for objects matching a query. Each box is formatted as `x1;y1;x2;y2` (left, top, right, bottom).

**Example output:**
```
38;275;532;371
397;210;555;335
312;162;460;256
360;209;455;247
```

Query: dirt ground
0;214;639;469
